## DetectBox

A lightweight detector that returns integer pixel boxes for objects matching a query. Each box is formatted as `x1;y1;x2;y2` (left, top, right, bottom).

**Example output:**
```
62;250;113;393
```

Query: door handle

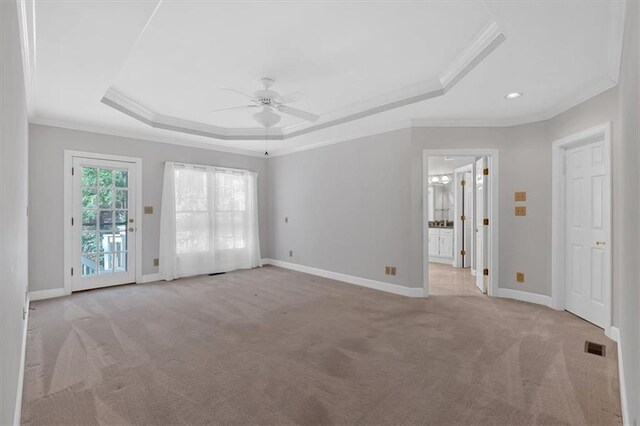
595;241;606;246
129;227;135;232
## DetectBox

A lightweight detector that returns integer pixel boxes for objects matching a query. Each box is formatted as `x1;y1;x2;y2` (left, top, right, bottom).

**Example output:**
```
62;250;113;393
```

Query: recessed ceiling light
505;92;523;99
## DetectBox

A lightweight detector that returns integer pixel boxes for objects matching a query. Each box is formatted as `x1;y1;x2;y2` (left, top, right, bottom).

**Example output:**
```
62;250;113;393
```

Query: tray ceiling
21;0;624;154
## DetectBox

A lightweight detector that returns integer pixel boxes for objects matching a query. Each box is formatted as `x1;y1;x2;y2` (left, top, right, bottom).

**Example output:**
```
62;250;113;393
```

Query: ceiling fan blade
277;105;319;122
212;105;257;113
220;88;257;100
276;92;307;104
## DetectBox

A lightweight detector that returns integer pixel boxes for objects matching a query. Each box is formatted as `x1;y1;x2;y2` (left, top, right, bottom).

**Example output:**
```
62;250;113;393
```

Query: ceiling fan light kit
215;78;320;131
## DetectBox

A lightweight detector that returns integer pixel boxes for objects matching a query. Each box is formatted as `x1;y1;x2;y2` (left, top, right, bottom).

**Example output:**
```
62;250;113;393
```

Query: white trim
139;273;161;283
498;288;553;308
13;297;29;426
423;149;499;298
607;0;626;84
29;288;66;301
262;258;425;298
551;122;612;336
269;119;413;157
610;327;629;426
64;150;143;294
99;21;504;142
31;117;266;158
16;0;35;116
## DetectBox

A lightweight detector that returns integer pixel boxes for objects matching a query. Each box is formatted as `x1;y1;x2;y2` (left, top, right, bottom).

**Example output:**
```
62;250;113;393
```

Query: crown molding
16;0;36;117
267;119;414;157
101;19;505;141
29;115;267;158
607;0;626;84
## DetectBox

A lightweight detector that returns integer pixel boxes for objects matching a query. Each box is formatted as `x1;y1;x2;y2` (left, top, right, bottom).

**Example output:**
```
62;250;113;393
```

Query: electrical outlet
514;191;527;202
385;266;390;275
390;267;397;276
515;206;527;216
153;258;159;267
289;250;293;257
516;272;525;283
144;206;154;214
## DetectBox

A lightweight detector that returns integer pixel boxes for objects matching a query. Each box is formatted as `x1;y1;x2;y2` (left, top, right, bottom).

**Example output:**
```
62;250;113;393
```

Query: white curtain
159;162;261;281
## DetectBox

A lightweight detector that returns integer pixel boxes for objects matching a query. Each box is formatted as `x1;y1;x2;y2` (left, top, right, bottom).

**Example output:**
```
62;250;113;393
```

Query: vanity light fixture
430;176;440;184
440;175;451;184
505;92;523;99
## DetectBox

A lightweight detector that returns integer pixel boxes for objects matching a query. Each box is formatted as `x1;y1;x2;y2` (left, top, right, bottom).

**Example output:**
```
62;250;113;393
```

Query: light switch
153;258;159;267
514;192;526;202
516;272;525;283
515;206;527;216
144;206;154;214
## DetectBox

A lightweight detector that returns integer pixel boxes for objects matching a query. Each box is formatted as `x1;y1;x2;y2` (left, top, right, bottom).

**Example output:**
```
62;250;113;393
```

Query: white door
565;141;608;328
463;171;473;268
72;157;137;291
475;157;488;293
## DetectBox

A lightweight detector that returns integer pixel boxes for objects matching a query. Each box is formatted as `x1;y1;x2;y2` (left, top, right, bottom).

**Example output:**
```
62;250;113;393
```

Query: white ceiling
22;0;624;155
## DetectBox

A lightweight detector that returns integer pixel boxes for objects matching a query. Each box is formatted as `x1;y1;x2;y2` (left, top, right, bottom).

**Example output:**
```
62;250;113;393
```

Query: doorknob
129;227;135;232
595;241;606;246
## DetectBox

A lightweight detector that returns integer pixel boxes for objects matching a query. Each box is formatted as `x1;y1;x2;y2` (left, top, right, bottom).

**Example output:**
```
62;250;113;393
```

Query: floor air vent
584;341;606;357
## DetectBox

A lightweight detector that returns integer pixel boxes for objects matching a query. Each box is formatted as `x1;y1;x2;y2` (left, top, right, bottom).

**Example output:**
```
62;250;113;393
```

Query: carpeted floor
22;266;621;425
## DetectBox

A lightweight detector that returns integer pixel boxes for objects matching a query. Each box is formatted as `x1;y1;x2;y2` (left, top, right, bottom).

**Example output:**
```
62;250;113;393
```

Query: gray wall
268;129;413;287
29;124;268;292
268;89;620;302
1;1;30;424
609;0;639;422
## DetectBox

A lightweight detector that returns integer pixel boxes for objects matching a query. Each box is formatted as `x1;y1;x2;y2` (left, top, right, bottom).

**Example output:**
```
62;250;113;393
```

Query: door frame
63;150;143;295
423;149;500;297
551;122;612;336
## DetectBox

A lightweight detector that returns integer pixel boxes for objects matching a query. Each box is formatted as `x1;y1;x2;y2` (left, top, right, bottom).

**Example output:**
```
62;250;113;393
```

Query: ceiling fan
213;78;319;128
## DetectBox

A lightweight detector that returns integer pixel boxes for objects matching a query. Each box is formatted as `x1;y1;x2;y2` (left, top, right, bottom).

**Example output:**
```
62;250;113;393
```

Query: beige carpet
22;266;621;425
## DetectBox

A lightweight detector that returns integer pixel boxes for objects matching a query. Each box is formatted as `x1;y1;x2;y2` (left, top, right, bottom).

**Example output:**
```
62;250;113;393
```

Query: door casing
64;150;143;295
551;122;612;337
423;149;499;298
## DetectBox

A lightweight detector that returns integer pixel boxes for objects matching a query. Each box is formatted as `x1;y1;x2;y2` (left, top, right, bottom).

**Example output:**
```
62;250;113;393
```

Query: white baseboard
139;273;161;283
29;288;66;301
14;297;29;425
498;288;553;308
262;258;425;298
610;327;629;426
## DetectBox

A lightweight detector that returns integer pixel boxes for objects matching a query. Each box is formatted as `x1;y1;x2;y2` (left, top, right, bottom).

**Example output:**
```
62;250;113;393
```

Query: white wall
29;124;268;292
1;1;30;424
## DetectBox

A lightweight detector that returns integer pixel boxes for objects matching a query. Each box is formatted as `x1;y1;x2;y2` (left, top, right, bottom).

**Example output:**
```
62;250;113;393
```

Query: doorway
64;151;142;293
423;150;499;297
552;123;612;334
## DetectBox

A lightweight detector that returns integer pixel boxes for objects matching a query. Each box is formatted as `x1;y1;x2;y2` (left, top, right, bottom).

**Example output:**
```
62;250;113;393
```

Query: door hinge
71;217;74;226
483;168;489;176
483;268;489;276
72;167;75;176
461;180;466;186
483;218;489;226
460;250;466;256
71;267;74;276
461;215;466;221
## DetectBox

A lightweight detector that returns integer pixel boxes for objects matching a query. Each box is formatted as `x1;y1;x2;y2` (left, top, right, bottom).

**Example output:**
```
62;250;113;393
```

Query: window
159;162;261;280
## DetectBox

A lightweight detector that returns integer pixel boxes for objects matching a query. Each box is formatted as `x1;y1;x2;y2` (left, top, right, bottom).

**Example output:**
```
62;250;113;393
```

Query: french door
71;156;137;291
475;157;488;293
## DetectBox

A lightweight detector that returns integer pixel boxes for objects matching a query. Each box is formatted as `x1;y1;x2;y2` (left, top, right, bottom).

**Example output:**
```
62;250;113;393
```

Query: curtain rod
165;161;255;175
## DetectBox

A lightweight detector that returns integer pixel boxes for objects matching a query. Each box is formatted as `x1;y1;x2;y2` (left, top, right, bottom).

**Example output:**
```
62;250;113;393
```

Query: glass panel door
72;157;136;291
